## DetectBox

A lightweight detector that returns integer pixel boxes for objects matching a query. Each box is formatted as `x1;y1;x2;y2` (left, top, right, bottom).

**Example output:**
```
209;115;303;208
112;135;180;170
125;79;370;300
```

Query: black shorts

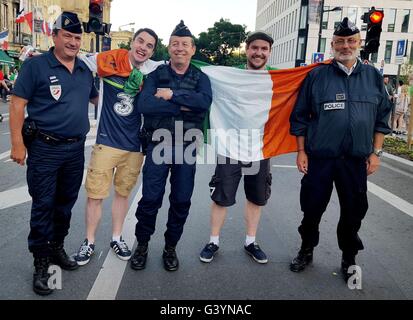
209;156;272;207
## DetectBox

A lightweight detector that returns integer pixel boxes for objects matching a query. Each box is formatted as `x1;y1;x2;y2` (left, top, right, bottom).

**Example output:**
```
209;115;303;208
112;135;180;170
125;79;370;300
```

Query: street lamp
317;1;342;53
118;22;135;31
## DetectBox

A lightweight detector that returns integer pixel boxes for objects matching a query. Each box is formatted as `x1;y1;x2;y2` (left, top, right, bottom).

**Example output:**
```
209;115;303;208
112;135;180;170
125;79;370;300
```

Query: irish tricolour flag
195;61;329;162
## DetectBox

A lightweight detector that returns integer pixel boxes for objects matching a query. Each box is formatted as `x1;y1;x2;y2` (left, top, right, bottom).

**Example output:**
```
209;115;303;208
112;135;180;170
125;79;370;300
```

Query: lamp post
317;1;342;53
118;22;136;31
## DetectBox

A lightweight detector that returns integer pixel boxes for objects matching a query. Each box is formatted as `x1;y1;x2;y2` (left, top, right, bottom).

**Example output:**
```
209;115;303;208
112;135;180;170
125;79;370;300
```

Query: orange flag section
96;49;133;78
262;60;332;159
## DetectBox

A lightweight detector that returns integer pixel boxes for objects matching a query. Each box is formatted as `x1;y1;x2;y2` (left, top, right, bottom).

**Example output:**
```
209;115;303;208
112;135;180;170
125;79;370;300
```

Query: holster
22;119;38;148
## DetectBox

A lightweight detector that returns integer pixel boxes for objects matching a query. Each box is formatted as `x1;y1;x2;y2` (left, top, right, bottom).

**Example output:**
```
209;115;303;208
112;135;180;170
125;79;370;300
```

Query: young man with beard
289;18;392;282
199;31;275;265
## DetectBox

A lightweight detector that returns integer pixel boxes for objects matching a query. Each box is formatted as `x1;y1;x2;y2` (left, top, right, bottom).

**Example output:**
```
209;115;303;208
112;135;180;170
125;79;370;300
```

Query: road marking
383;152;413;167
2;132;10;135
381;162;413;179
272;165;297;169
368;182;413;218
87;185;142;300
0;150;10;161
0;170;88;210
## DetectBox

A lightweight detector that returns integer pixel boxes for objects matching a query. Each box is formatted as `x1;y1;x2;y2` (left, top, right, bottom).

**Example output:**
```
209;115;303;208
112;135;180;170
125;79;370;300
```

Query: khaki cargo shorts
85;144;144;199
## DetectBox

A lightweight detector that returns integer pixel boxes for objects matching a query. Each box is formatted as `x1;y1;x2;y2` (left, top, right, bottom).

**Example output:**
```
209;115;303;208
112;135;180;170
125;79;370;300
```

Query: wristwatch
373;149;383;157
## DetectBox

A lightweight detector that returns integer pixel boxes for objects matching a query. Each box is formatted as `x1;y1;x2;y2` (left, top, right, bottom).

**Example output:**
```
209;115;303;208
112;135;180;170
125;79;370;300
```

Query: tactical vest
143;65;206;133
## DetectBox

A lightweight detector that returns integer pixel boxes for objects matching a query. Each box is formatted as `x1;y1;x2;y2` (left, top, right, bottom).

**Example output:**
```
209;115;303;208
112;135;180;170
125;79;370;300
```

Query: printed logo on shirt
324;102;345;111
114;92;135;116
50;85;62;101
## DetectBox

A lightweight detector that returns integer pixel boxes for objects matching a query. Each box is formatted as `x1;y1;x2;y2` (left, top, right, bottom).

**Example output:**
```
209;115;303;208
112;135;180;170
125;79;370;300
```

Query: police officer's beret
246;31;274;46
334;17;360;36
53;11;82;34
171;20;193;37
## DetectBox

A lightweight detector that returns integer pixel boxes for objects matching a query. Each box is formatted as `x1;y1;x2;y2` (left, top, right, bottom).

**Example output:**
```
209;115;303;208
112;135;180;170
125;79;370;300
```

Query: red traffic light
89;0;103;14
369;11;384;24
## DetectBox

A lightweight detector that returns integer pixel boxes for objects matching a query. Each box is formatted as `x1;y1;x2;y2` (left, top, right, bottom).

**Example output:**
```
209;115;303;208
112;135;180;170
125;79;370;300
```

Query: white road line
381;162;413;179
87;185;142;300
272;165;297;169
2;132;10;135
368;182;413;218
0;150;10;161
383;152;413;167
0;170;88;210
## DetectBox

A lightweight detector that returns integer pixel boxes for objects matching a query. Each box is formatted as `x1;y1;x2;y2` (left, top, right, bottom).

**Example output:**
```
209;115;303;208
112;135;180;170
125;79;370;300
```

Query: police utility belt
22;120;82;146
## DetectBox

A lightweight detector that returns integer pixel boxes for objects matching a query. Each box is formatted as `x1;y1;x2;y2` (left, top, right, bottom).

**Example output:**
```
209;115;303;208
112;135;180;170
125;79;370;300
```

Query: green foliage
383;136;413;161
118;40;131;50
196;18;247;66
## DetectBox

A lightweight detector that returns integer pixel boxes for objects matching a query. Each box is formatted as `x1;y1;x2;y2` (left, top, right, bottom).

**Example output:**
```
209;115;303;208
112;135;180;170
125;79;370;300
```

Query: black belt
37;131;82;145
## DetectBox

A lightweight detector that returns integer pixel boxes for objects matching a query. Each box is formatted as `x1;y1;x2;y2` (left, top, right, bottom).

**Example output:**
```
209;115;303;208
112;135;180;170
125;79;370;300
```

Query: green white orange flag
193;61;330;162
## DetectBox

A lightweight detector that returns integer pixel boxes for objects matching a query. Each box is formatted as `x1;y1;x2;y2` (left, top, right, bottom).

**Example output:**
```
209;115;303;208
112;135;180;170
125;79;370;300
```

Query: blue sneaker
110;237;132;261
244;243;268;264
74;239;95;266
200;243;219;263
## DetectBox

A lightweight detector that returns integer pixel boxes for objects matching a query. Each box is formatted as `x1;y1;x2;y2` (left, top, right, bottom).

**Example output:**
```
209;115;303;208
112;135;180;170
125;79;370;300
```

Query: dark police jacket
290;60;392;158
138;64;212;134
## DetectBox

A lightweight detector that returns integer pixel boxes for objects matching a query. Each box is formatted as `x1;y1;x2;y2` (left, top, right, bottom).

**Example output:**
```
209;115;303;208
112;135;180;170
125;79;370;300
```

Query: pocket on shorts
115;166;140;197
85;168;112;198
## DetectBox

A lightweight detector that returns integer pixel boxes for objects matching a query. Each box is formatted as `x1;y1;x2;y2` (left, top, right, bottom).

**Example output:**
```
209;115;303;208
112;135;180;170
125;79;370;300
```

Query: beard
333;48;360;63
248;56;267;70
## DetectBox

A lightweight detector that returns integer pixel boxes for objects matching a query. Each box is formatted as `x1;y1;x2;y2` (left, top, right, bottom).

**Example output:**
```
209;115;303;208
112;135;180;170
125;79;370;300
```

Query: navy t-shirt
13;48;98;138
96;76;141;152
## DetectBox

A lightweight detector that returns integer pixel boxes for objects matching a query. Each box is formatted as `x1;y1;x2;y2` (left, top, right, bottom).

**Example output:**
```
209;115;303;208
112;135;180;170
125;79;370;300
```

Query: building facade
0;0;112;63
256;0;413;76
110;29;133;50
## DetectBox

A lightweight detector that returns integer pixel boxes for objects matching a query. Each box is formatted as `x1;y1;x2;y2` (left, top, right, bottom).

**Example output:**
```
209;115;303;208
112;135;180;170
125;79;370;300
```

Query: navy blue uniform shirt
13;48;99;138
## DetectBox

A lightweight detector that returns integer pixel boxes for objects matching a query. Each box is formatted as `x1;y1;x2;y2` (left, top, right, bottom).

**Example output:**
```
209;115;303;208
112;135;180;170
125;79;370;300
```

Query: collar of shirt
336;59;358;76
46;47;86;71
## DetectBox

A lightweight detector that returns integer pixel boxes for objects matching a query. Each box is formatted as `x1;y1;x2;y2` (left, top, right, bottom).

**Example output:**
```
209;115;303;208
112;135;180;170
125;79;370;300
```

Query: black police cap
53;11;82;34
171;20;193;37
334;17;360;36
246;31;274;46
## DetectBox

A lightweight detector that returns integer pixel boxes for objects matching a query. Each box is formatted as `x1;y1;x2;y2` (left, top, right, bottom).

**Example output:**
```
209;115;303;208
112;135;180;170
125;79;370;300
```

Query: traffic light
87;0;104;33
362;7;384;54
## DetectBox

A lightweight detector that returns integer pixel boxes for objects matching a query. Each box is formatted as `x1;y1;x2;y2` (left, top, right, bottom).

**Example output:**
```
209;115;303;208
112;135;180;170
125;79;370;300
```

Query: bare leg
210;202;228;237
112;192;129;237
245;200;262;237
86;198;104;243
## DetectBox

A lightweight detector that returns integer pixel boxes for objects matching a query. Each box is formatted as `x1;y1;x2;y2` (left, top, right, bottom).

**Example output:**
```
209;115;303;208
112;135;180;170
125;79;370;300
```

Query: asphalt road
0;101;412;301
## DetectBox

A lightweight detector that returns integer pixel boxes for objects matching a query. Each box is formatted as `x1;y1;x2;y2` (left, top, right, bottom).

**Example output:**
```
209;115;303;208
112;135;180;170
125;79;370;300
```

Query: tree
196;18;247;66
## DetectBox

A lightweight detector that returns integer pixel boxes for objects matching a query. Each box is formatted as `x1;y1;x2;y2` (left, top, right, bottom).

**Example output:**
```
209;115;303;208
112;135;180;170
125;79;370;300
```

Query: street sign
300;63;308;67
396;40;407;65
312;52;324;63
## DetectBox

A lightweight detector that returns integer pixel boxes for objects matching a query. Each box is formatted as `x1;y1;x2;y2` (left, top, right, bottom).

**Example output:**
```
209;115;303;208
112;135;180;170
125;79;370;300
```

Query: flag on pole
0;30;9;50
194;61;331;162
16;0;28;23
41;20;53;36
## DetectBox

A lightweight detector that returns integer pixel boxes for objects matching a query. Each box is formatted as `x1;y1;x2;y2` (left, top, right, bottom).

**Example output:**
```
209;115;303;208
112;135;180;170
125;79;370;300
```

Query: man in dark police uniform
289;18;392;282
9;12;99;295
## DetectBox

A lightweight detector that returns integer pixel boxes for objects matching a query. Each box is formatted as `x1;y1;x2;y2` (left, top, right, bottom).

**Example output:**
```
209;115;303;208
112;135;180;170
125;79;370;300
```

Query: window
299;5;308;29
320;38;326;53
385;41;393;64
371;52;378;64
402;9;410;33
297;36;306;60
332;9;343;29
321;6;329;29
348;7;358;25
385;9;396;32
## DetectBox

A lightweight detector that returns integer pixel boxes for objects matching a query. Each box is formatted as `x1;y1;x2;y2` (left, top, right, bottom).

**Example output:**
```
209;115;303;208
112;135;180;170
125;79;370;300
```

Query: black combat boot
50;242;79;271
33;257;53;296
341;253;356;283
289;247;313;272
162;245;179;272
130;242;149;270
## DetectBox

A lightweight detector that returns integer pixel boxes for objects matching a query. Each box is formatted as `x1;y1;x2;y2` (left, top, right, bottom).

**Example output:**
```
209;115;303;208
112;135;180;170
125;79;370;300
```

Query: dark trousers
298;156;368;257
26;138;85;258
135;143;197;247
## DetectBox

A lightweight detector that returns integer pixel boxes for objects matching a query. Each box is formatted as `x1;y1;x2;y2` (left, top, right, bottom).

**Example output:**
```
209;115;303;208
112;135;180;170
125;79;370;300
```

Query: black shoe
50;242;79;271
0;114;3;122
33;257;53;296
289;248;313;272
130;243;148;270
163;245;179;272
341;255;356;283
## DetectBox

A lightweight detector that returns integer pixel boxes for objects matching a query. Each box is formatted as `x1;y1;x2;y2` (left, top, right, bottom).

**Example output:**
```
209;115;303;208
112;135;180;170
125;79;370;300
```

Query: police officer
9;12;99;295
130;21;212;271
289;18;392;282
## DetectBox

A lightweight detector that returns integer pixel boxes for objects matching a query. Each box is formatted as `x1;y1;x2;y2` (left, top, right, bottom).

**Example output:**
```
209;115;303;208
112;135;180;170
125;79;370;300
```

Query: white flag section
201;66;274;162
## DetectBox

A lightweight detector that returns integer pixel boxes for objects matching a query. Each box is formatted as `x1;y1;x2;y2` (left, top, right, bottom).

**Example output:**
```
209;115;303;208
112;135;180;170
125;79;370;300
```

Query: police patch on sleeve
324;102;345;111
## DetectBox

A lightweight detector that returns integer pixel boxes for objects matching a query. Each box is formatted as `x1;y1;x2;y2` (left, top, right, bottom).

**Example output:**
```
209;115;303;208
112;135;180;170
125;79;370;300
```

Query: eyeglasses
333;38;359;46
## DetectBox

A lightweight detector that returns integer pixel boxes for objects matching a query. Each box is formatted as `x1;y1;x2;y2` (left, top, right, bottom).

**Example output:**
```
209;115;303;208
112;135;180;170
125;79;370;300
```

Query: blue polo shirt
13;48;98;138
